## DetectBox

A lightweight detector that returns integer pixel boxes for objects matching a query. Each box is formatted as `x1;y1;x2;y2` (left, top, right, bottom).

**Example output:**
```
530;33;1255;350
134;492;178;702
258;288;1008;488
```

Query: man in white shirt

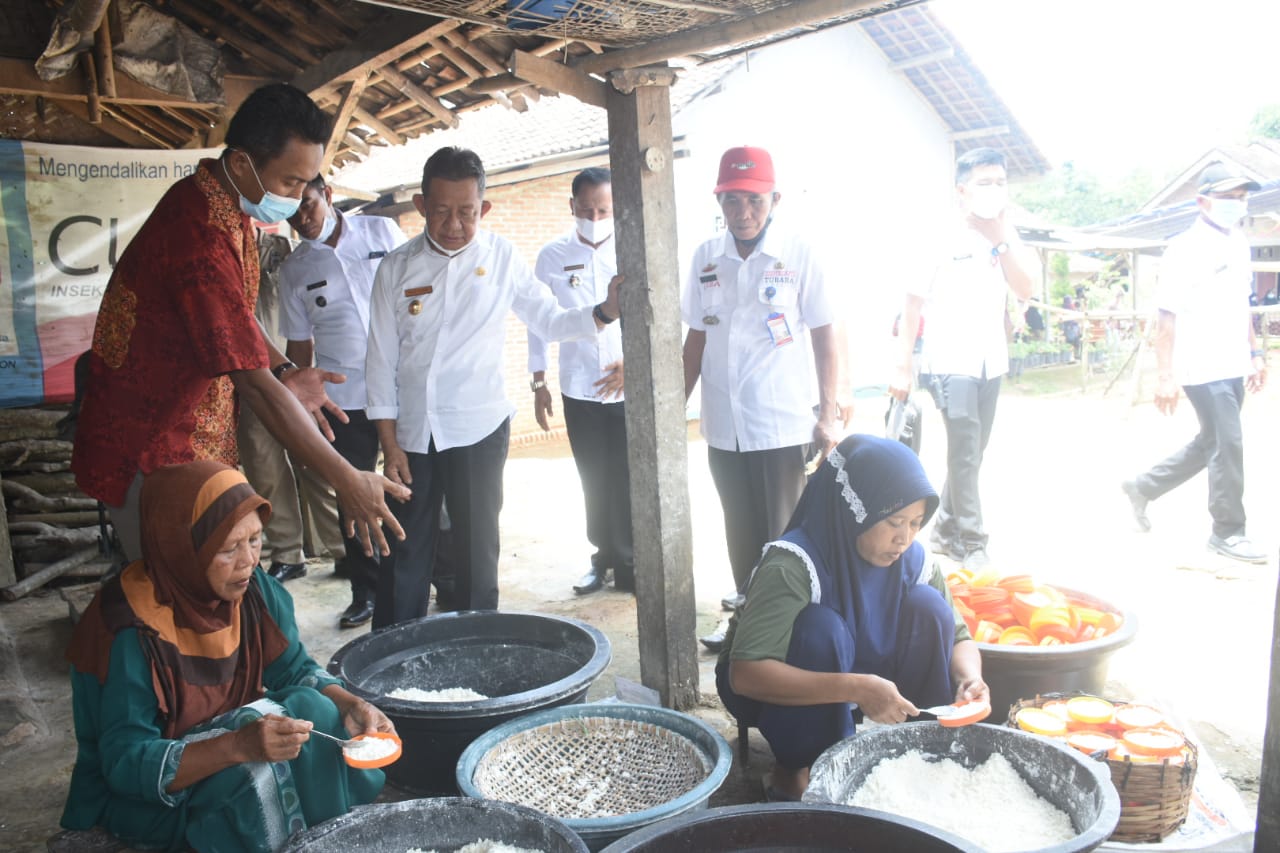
529;168;632;596
890;147;1036;572
280;175;408;627
365;146;623;627
682;146;845;649
1121;162;1268;564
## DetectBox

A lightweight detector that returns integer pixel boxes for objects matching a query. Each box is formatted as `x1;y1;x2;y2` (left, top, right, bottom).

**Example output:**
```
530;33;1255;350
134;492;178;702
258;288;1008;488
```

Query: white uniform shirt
278;213;406;410
912;227;1027;379
365;230;598;453
680;226;835;452
1154;217;1253;386
528;229;623;402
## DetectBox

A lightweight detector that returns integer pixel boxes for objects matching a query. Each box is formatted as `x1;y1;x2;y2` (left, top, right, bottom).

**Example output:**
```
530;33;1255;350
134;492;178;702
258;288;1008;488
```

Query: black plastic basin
598;803;984;852
281;797;588;852
805;722;1120;853
328;610;611;794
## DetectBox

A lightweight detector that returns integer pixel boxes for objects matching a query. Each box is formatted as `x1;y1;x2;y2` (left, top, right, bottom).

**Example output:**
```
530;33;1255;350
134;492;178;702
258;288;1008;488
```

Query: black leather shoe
573;569;606;595
339;600;374;628
699;628;726;652
268;561;307;582
720;592;745;611
613;571;635;593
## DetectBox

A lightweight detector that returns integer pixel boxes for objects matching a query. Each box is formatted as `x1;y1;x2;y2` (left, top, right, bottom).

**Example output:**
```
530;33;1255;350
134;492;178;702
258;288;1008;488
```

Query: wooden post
605;67;698;710
1258;565;1280;851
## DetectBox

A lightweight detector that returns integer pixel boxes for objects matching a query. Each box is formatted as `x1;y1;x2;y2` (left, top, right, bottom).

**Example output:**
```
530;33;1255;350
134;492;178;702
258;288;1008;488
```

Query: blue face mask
223;153;301;223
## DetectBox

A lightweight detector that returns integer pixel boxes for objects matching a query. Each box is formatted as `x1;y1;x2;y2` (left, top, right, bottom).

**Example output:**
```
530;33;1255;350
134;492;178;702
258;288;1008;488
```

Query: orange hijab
67;461;290;737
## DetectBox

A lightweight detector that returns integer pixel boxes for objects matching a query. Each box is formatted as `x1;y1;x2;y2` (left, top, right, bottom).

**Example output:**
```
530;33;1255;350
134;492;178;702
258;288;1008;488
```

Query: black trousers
562;395;634;584
1135;378;1247;539
372;419;510;629
324;409;380;603
929;373;1001;555
707;443;809;595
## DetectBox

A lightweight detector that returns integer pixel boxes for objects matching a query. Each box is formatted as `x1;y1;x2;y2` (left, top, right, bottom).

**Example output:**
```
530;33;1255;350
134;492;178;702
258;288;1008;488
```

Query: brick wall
395;172;576;444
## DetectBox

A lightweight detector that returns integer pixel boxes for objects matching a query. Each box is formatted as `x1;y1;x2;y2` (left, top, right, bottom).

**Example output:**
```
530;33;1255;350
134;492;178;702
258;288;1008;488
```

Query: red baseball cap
713;146;775;194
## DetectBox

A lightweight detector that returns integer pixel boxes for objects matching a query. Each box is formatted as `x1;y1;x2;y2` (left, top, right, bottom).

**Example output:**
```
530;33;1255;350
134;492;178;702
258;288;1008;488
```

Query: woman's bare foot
763;764;810;801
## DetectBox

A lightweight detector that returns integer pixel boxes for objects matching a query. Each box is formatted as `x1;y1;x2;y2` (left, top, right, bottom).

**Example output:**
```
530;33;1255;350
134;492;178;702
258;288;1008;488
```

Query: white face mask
1204;197;1248;229
308;212;337;245
425;230;472;258
576;216;614;245
968;184;1008;220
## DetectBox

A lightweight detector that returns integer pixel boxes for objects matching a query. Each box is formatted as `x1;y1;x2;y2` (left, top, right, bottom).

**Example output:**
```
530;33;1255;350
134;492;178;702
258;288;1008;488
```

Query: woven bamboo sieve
470;716;713;820
1007;692;1197;843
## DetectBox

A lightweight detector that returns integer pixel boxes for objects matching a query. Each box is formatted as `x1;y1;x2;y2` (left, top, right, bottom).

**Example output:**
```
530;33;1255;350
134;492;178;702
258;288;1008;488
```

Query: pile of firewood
0;408;111;600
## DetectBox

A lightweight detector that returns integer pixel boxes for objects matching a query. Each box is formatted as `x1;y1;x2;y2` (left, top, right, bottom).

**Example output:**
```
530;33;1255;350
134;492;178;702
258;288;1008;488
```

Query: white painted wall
669;20;959;389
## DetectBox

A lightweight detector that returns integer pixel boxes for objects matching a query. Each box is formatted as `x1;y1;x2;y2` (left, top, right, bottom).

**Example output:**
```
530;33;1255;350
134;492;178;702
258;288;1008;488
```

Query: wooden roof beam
0;57;222;109
293;16;464;102
442;31;506;76
52;98;156;147
507;50;606;108
352;106;404;145
206;0;322;65
164;0;298;76
950;124;1010;141
252;0;342;48
376;65;459;128
574;0;892;74
432;39;484;79
322;74;369;172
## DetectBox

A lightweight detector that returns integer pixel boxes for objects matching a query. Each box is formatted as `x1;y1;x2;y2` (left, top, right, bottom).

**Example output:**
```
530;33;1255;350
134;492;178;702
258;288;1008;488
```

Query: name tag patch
762;269;798;289
368;250;387;259
699;273;720;286
404;286;433;297
306;280;327;291
564;263;586;272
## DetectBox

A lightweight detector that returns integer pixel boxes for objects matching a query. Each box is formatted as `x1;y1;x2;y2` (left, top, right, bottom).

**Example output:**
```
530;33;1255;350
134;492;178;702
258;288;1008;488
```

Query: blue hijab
779;434;939;675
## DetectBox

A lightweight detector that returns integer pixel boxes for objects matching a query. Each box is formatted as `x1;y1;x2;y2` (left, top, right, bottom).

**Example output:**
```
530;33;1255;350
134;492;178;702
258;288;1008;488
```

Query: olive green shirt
720;546;971;668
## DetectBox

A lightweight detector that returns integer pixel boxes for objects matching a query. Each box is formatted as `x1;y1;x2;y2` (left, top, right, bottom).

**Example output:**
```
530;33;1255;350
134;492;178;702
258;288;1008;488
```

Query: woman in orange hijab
61;461;394;852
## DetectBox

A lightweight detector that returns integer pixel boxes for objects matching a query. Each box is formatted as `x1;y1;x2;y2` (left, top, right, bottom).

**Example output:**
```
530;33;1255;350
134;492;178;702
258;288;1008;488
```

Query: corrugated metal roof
859;4;1048;179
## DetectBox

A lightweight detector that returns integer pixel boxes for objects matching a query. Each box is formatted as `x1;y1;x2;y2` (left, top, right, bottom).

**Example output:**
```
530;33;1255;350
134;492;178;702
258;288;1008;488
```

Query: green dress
61;569;384;852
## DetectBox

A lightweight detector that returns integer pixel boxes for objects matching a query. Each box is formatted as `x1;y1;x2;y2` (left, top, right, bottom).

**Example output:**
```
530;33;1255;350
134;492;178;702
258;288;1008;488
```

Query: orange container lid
1041;700;1071;721
1113;704;1166;730
1123;727;1186;757
1066;696;1115;725
998;626;1036;646
1067;730;1118;755
1016;707;1068;737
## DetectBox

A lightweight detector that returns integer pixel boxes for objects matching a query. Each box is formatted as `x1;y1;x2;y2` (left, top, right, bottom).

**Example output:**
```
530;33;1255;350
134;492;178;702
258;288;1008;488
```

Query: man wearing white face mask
279;175;408;625
528;168;632;595
1121;162;1268;563
890;147;1037;572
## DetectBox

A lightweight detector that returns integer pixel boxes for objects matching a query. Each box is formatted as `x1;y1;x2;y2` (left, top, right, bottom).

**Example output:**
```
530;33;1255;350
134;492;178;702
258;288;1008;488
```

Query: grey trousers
707;443;810;595
562;395;634;584
237;403;345;564
1135;378;1247;539
929;373;1002;555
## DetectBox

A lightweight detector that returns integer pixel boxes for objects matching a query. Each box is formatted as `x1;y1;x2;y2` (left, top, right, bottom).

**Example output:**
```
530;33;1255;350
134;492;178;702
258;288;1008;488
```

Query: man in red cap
682;146;847;649
1121;161;1268;563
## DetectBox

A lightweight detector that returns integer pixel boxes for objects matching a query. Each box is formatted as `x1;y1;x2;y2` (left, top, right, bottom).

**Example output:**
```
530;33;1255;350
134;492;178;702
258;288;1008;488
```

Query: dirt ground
0;368;1273;851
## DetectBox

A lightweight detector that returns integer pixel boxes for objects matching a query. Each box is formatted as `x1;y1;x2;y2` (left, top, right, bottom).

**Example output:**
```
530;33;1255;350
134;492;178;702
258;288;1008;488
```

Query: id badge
765;312;794;347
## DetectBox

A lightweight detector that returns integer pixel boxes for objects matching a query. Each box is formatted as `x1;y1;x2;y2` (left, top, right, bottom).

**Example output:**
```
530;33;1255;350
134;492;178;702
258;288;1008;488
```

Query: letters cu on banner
0;140;217;407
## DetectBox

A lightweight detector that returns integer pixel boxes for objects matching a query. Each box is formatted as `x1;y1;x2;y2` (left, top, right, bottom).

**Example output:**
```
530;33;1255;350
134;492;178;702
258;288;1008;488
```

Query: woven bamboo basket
1007;692;1196;843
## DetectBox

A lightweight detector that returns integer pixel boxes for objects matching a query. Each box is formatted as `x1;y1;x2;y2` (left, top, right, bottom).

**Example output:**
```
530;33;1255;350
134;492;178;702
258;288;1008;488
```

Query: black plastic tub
281;797;588;852
328;610;611;794
598;802;984;852
978;587;1137;718
804;722;1121;853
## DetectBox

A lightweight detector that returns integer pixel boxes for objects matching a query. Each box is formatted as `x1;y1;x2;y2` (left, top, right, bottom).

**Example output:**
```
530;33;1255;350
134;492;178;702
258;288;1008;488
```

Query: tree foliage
1012;161;1159;228
1249;104;1280;140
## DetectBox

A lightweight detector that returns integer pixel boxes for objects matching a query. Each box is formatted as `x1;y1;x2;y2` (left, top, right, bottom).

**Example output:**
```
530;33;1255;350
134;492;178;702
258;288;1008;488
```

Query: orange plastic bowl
342;732;403;769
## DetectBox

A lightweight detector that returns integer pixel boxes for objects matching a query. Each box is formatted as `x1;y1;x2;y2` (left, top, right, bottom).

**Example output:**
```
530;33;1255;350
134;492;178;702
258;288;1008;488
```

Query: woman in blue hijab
716;434;988;801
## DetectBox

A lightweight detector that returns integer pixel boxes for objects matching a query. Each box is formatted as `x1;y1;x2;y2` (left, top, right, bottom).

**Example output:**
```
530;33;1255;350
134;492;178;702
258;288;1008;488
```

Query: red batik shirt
71;160;269;505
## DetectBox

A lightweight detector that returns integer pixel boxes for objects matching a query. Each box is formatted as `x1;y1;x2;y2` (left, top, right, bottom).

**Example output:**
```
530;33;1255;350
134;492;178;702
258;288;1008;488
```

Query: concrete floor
1;378;1273;851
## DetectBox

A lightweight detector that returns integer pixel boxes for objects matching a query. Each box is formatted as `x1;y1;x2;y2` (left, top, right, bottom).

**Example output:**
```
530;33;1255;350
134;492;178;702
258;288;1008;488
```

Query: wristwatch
530;379;547;392
271;361;298;380
991;242;1010;258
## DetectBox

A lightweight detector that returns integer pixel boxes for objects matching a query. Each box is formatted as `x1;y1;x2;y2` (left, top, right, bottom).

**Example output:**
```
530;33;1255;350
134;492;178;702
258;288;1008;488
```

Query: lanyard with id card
765;311;794;347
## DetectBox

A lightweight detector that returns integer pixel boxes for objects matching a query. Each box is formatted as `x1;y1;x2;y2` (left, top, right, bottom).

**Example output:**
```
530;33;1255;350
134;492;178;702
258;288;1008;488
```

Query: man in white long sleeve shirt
529;168;632;596
365;146;623;627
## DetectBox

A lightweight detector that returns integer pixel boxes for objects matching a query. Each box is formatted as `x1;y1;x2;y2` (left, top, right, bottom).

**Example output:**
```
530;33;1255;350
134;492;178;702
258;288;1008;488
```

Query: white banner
0;140;217;406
